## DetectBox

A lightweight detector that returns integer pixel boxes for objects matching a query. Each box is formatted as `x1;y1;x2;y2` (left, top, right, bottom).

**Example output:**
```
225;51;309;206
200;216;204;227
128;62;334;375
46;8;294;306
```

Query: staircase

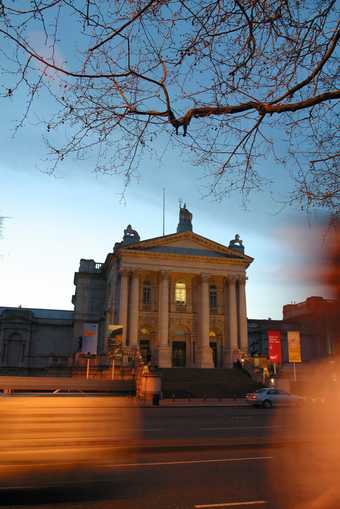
156;368;261;398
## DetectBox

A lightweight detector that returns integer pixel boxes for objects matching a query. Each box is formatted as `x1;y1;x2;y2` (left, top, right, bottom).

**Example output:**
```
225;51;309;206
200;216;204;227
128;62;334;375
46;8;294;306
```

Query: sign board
107;324;123;343
288;331;302;363
267;330;282;364
257;357;268;369
82;323;98;355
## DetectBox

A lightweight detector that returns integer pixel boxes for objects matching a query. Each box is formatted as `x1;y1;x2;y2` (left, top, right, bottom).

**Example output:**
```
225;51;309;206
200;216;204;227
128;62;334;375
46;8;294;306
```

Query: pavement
152;397;249;407
2;394;248;406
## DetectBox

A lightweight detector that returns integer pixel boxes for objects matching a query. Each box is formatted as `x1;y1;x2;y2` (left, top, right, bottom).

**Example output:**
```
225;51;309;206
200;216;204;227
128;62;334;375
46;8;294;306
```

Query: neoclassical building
73;206;253;368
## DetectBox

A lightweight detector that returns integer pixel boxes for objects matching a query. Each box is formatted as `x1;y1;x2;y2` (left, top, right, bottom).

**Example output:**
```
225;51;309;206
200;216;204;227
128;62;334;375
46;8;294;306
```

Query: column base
223;351;234;368
198;346;214;368
158;346;172;368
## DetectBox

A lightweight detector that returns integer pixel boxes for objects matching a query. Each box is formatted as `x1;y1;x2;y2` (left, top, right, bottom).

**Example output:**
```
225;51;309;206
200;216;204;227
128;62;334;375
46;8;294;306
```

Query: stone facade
0;307;74;371
73;207;253;368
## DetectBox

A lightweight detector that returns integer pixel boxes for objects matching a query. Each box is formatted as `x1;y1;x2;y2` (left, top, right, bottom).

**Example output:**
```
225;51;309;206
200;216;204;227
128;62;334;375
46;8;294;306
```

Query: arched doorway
209;330;222;368
139;326;152;364
171;328;189;367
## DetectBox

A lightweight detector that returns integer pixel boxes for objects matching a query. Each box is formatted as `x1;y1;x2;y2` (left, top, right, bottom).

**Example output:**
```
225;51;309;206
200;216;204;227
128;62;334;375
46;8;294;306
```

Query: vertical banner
267;330;282;364
82;323;98;355
288;331;302;363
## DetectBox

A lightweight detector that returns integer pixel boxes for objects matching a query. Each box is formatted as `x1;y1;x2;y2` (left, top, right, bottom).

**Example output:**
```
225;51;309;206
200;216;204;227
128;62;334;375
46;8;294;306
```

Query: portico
73;205;253;368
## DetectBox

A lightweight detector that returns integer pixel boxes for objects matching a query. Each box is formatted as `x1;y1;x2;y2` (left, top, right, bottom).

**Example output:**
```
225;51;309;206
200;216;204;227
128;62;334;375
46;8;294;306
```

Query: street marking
195;501;267;508
0;478;120;490
0;456;273;471
106;456;273;468
201;425;285;431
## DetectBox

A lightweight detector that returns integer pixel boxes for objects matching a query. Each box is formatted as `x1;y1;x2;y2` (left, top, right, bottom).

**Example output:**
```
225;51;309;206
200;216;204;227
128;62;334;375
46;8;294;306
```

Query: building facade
283;296;339;360
73;206;253;368
0;307;74;371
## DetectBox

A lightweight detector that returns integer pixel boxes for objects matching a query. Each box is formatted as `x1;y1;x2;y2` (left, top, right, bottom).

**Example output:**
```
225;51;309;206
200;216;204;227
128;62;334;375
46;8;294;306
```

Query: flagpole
162;188;165;236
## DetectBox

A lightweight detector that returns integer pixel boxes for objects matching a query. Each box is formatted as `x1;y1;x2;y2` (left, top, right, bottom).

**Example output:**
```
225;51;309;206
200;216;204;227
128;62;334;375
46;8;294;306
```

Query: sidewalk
149;398;248;407
2;393;248;407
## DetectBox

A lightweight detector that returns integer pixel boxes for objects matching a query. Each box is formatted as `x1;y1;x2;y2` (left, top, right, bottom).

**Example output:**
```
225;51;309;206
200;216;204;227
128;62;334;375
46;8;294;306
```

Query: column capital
160;270;170;280
238;274;246;285
119;268;130;277
200;273;210;282
226;274;237;283
130;269;142;278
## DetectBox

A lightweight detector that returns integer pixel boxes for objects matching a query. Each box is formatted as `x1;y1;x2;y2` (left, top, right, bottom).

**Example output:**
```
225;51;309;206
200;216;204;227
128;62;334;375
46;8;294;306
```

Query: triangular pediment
119;231;252;263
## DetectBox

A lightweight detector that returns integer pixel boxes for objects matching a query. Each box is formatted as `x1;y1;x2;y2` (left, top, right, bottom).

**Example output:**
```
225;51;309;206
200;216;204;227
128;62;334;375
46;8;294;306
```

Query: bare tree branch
0;0;338;214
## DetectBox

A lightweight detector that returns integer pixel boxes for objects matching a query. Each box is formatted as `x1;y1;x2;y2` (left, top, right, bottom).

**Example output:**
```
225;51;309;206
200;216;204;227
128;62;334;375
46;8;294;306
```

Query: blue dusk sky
0;110;329;319
0;17;331;319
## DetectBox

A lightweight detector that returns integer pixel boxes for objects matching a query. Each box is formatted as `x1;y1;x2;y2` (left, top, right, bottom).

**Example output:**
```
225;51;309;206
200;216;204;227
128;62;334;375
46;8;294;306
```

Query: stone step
156;368;260;397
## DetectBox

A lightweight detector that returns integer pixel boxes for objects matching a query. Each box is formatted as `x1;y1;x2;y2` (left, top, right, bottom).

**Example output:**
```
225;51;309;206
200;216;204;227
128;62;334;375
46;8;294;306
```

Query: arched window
175;281;186;305
143;281;152;306
209;285;217;308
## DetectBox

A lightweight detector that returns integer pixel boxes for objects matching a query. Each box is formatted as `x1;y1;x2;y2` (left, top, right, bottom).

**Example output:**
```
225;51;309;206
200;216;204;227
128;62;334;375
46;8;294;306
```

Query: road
0;396;339;509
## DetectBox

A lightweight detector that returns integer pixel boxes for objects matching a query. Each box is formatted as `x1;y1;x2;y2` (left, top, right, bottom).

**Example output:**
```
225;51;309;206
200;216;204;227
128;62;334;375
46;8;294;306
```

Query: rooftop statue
122;224;140;245
229;234;245;253
177;203;193;233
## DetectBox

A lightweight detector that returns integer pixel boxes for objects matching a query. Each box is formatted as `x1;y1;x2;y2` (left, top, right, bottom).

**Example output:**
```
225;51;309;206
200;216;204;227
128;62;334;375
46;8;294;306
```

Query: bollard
152;393;160;406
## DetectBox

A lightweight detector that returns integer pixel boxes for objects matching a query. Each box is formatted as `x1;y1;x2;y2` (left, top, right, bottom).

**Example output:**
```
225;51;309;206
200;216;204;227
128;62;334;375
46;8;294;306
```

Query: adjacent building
283;296;339;360
0;306;73;371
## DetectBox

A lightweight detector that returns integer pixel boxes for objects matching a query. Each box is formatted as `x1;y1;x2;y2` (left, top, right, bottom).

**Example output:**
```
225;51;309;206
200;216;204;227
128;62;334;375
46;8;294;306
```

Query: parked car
246;387;305;408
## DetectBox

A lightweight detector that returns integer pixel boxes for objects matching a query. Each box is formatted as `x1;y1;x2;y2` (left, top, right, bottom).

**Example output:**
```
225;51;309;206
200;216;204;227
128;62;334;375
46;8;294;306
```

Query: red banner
267;330;282;364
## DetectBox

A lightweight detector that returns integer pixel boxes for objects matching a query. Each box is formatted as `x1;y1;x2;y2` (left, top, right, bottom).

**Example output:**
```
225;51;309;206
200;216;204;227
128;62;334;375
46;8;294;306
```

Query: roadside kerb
1;394;248;407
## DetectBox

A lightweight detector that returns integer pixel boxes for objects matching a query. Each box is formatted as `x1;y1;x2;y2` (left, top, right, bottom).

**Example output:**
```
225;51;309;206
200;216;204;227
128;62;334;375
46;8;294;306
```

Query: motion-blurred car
246;387;305;408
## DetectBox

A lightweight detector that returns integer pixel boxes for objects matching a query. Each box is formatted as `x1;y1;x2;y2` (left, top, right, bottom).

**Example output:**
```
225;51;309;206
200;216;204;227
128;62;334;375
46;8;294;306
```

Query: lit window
175;281;186;304
209;285;217;308
143;281;151;306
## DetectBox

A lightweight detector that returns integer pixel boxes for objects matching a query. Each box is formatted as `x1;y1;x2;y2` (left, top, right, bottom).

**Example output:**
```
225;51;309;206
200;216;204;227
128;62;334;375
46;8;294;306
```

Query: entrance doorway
210;342;217;367
139;340;151;364
172;341;186;367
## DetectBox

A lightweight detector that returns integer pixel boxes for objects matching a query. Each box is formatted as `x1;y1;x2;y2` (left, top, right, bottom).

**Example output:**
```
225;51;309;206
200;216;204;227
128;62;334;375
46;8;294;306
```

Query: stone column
238;275;248;354
128;270;139;348
119;269;129;346
227;275;238;366
158;271;171;367
199;274;214;368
